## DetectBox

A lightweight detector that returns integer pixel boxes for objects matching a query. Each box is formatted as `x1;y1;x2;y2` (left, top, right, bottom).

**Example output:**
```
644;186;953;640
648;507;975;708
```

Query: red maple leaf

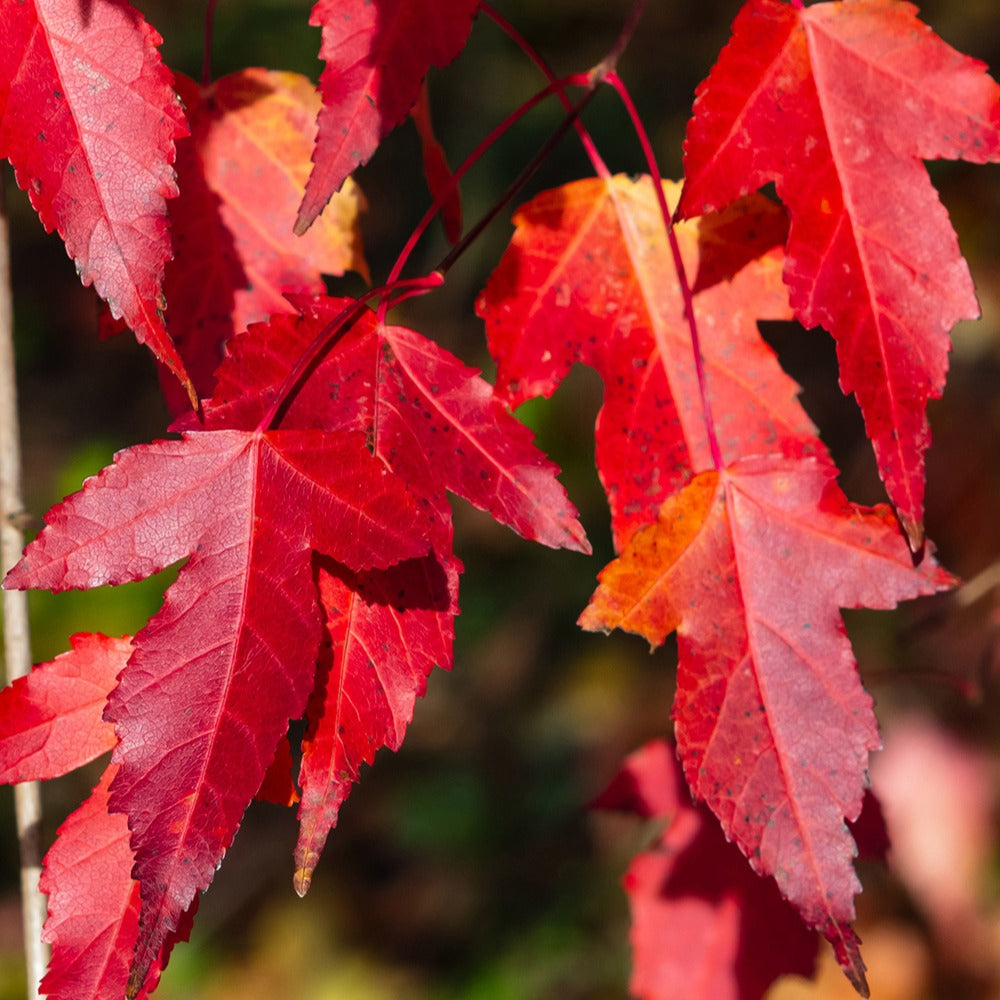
580;451;952;992
296;0;479;234
199;297;590;556
0;633;125;782
594;740;818;1000
4;423;431;996
0;0;192;401
677;0;1000;548
0;635;195;1000
165;69;368;410
5;288;586;994
293;551;459;894
39;764;196;1000
478;175;816;550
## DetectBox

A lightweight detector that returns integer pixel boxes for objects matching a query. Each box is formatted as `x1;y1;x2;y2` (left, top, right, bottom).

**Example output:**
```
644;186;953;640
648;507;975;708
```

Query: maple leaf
6;287;586;993
0;633;126;783
4;425;431;997
580;451;953;993
0;635;199;998
677;0;1000;548
477;175;818;551
188;296;586;891
0;0;192;401
293;551;459;894
594;740;817;1000
165;69;368;409
199;297;590;556
296;0;479;234
39;764;196;1000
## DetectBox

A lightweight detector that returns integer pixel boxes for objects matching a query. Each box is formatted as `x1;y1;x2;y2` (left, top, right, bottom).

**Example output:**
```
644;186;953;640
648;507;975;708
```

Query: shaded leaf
411;80;462;243
165;69;367;409
294;551;459;894
595;740;818;1000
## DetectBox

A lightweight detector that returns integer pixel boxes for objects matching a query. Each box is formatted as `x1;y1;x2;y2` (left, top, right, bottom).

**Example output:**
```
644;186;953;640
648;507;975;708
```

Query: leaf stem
478;2;610;179
0;169;48;999
604;70;724;471
432;80;600;279
377;71;593;325
202;0;220;87
592;0;649;82
258;273;444;431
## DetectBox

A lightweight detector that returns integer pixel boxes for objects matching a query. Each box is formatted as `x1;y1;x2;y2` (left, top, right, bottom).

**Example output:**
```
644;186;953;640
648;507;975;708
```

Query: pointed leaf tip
902;516;925;558
301;0;478;232
831;926;870;998
293;866;313;898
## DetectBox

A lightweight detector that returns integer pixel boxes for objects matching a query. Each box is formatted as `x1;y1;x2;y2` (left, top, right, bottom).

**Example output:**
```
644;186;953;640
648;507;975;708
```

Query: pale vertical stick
0;170;49;998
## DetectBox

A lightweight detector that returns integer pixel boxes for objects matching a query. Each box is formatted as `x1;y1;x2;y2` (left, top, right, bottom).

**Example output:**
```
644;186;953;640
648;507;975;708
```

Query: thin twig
0;171;48;996
604;70;724;470
479;2;610;179
202;0;220;87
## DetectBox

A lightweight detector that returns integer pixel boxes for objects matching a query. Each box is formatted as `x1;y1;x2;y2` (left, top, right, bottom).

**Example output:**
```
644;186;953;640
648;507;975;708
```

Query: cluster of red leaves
0;1;998;999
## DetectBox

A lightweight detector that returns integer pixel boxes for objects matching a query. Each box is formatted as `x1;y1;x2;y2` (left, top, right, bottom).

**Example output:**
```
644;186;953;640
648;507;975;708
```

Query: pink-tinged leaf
678;0;1000;547
296;0;479;234
0;633;128;783
595;740;817;1000
580;452;953;993
165;69;368;410
294;551;458;894
0;0;192;401
199;297;590;555
477;176;816;550
872;715;997;957
40;764;196;1000
411;80;462;244
4;427;430;997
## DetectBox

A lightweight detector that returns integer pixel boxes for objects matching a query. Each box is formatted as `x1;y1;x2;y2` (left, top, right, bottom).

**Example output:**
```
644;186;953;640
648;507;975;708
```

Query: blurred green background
2;1;1000;998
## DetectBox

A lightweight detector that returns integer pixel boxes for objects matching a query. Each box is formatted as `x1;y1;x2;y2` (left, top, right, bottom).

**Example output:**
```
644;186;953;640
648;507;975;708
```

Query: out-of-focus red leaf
0;0;192;401
294;552;458;894
39;764;196;1000
873;715;998;965
595;740;817;1000
678;0;1000;548
296;0;478;234
4;424;430;997
477;175;816;550
6;276;586;990
199;297;590;556
0;633;128;783
411;81;462;244
165;69;368;410
580;452;953;993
